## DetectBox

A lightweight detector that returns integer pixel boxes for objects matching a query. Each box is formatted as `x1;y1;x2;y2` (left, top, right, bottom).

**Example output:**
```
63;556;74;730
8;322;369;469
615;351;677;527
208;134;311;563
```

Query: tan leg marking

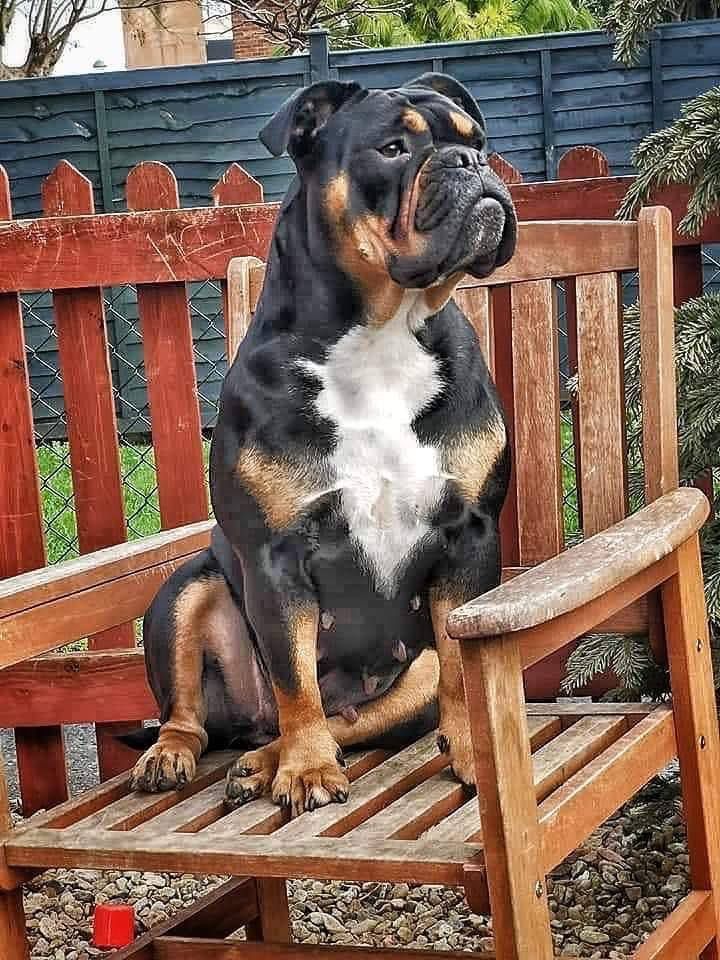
431;591;475;787
235;447;322;529
131;579;218;793
328;648;439;747
227;607;348;816
226;649;440;806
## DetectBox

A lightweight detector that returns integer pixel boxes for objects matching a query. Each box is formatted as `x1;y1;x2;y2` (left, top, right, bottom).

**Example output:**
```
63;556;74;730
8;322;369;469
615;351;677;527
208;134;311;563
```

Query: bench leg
663;535;720;959
247;879;291;943
461;633;553;960
0;888;29;960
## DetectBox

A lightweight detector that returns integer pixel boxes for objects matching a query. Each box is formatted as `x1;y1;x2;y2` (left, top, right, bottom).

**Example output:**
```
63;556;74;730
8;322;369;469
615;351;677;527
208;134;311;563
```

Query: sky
4;5;128;75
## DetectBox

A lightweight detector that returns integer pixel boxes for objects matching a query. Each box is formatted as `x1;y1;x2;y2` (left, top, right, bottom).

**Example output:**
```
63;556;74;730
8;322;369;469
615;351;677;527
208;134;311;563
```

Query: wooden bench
1;204;719;959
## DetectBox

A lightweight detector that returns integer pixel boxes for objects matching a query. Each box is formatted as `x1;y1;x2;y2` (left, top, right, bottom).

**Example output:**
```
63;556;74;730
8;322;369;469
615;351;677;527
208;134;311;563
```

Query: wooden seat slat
5;827;479;886
424;715;628;843
270;733;444;842
64;752;235;834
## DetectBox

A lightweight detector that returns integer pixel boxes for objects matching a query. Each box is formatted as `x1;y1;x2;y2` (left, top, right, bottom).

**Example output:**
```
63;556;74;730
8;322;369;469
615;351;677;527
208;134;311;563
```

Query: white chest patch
302;294;447;597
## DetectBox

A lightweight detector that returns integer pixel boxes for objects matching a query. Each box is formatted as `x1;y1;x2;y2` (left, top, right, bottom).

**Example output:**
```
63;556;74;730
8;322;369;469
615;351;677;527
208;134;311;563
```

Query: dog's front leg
226;550;349;815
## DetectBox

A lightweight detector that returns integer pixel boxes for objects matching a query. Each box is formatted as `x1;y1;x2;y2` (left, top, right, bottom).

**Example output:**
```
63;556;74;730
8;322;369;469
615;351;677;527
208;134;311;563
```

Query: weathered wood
576;272;626;535
0;532;211;667
639;206;679;502
0;203;278;294
43;160;136;780
349;717;560;843
455;285;493;373
5;828;478;886
0;520;211;620
538;707;677;871
426;715;626;844
491;285;519;566
212;163;264;206
448;487;708;640
488;152;523;184
0;651;155;728
127;162;208;530
14;727;68;818
112;878;259;960
0;889;29;960
250;879;291;944
0;167;46;580
460;632;553;959
557;146;609;180
154;940;494;960
633;891;715;960
511;279;563;564
663;536;720;958
225;256;263;361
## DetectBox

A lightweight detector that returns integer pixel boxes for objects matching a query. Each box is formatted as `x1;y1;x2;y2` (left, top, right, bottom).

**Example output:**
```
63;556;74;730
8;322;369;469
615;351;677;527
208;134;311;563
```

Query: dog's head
261;74;517;313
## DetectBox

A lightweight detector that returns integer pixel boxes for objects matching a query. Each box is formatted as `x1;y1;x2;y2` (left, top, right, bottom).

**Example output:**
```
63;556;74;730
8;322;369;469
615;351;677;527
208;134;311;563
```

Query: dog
129;73;517;816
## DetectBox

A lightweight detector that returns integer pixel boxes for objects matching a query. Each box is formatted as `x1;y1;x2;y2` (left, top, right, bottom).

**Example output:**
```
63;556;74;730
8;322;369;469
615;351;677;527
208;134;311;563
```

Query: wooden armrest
0;521;212;668
447;487;708;641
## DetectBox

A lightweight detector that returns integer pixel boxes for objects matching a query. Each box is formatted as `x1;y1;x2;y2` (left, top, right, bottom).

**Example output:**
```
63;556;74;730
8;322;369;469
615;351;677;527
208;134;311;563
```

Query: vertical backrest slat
43;161;137;783
0;168;68;817
127;163;208;529
511;279;563;565
456;286;493;374
492;285;520;567
0;169;46;579
575;272;627;536
638;206;678;502
225;257;265;362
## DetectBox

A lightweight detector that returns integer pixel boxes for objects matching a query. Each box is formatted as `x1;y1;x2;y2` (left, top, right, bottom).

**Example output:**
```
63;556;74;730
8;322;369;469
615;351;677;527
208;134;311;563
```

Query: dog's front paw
271;726;349;816
437;704;476;789
130;737;198;793
225;741;281;807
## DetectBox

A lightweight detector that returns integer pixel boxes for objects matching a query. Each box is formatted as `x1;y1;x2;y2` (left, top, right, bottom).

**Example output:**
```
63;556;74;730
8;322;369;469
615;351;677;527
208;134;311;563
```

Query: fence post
540;49;556;180
308;28;330;82
93;91;114;213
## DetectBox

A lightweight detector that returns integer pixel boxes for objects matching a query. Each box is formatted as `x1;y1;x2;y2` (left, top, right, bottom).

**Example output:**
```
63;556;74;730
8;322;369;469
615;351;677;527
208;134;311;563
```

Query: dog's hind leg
131;561;224;793
225;648;439;806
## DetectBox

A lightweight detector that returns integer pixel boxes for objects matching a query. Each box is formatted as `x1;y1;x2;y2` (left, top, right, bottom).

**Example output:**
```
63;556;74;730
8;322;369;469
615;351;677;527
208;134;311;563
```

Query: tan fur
424;273;464;313
227;649;440;805
328;648;439;746
235;447;321;529
324;174;427;326
402;108;429;134
131;579;222;791
430;590;476;787
443;412;507;502
450;110;476;139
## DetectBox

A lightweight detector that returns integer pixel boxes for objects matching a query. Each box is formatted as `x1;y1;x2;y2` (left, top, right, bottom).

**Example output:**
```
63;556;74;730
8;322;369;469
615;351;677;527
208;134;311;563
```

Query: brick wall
231;9;274;59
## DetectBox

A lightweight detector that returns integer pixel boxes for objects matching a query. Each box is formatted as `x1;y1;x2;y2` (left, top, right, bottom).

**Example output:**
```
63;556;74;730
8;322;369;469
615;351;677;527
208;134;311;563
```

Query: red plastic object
93;903;135;948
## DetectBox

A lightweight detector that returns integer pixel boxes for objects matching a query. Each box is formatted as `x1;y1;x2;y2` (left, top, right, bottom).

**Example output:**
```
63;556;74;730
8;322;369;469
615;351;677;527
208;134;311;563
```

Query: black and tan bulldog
129;73;517;816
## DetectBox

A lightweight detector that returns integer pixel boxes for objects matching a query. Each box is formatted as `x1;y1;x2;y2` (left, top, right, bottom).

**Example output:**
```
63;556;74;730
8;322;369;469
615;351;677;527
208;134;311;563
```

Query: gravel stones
10;733;688;959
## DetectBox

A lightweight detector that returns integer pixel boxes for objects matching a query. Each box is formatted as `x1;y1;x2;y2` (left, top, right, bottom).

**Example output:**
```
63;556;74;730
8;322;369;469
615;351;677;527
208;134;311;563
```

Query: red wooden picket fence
0;145;717;816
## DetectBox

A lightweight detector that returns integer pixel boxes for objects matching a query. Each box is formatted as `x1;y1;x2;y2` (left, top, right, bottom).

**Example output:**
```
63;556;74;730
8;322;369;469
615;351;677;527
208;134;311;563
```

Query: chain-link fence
23;283;227;564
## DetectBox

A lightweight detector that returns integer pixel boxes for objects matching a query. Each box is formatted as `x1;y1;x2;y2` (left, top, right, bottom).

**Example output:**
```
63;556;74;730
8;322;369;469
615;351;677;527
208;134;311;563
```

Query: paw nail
437;735;449;754
336;790;348;803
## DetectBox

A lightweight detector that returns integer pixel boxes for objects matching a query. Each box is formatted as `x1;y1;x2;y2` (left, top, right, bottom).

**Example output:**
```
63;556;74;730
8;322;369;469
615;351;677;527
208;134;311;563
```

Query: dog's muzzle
390;145;517;288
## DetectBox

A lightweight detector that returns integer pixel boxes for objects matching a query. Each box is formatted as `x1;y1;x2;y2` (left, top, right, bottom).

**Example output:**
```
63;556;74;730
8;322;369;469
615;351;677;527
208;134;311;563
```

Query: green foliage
618;87;720;236
333;0;595;47
605;0;718;66
564;295;720;697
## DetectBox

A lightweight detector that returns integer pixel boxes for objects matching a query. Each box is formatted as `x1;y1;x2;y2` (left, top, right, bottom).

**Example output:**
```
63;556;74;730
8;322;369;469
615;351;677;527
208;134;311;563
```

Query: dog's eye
378;140;407;159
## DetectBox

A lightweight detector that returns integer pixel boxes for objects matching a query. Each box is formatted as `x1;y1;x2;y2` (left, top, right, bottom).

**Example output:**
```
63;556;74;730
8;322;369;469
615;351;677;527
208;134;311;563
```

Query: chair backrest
227;207;677;624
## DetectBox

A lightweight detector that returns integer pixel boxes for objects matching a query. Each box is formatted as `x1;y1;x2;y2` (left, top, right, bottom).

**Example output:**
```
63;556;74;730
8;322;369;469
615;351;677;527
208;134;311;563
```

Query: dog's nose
440;145;484;169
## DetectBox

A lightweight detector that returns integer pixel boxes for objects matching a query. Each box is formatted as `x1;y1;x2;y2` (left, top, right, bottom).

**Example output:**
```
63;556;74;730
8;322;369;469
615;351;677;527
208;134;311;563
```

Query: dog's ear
405;73;485;130
260;81;363;160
